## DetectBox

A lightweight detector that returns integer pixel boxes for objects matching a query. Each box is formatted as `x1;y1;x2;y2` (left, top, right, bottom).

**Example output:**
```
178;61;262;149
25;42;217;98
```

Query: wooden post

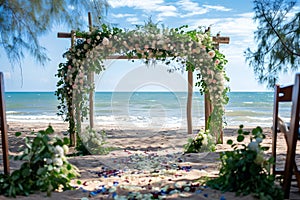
88;12;94;129
0;72;10;175
187;70;193;134
204;92;212;130
204;27;210;131
69;30;77;147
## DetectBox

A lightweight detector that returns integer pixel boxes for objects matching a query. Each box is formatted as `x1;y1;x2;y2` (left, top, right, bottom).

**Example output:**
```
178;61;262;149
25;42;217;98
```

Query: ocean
4;92;292;129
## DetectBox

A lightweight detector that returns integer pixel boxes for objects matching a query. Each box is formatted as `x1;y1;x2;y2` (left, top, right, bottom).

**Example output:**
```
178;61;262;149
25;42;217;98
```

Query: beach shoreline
1;121;300;199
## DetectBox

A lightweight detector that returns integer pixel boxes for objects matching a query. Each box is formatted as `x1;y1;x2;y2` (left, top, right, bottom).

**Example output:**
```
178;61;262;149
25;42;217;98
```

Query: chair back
281;73;300;198
272;83;293;173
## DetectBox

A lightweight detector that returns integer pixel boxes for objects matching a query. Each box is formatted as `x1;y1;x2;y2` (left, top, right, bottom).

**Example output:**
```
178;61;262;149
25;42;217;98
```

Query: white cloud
189;13;256;38
126;17;140;23
285;5;300;19
177;0;208;17
108;0;164;10
156;5;177;13
156;5;178;20
203;5;232;12
237;12;254;18
112;13;136;18
109;0;178;22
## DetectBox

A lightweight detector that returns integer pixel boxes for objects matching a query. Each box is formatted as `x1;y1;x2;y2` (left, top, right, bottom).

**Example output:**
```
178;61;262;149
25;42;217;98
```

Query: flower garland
55;22;229;148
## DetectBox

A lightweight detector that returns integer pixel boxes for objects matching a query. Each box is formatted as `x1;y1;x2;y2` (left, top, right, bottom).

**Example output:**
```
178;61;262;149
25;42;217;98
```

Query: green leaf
21;168;31;177
18;183;24;191
268;157;275;163
261;146;270;151
238;129;243;134
252;128;258;135
15;132;22;137
37;167;47;175
45;126;54;134
67;164;72;170
227;139;233;145
243;131;250;135
237;135;245;142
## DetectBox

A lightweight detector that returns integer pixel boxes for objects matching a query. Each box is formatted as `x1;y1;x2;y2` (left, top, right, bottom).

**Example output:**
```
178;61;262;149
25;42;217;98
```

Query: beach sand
1;121;300;199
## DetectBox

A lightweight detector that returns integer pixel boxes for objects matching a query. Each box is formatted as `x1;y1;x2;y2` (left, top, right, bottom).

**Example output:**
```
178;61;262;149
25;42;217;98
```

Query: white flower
53;166;60;173
215;59;220;65
81;135;88;143
202;134;208;145
62;145;69;154
96;35;101;40
208;50;215;58
45;158;52;164
54;145;65;157
53;157;63;166
197;34;204;41
102;37;109;45
92;138;100;145
83;44;89;50
248;141;259;152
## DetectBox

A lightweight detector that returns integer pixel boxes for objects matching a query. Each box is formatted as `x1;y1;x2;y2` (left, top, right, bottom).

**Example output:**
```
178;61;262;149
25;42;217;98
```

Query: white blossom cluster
248;136;265;165
44;145;69;172
78;127;106;152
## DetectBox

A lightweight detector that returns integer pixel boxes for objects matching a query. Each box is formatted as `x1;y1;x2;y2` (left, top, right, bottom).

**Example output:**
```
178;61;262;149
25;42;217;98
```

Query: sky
1;0;299;92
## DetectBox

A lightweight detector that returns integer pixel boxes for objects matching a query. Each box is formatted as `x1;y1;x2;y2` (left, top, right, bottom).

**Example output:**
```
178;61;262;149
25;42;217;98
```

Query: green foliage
0;126;79;197
0;0;108;67
206;125;283;200
184;129;215;153
245;0;300;88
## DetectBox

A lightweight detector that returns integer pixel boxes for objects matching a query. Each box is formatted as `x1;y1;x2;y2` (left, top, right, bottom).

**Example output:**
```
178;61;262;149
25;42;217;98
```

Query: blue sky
1;0;299;92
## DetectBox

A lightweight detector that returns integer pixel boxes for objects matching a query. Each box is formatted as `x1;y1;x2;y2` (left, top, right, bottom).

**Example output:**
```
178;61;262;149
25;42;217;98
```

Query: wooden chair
272;73;300;198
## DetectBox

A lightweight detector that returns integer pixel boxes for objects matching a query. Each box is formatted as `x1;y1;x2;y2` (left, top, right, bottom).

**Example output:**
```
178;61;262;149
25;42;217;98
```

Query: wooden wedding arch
57;13;230;146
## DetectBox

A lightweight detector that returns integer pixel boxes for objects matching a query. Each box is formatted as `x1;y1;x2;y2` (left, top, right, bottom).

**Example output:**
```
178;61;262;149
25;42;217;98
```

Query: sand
1;121;300;199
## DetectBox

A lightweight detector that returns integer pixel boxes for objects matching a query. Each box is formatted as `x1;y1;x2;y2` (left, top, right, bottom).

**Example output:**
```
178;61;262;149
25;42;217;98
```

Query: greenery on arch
55;22;229;150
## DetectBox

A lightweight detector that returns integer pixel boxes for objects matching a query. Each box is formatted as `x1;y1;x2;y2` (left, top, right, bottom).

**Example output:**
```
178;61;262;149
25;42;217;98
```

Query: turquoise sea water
4;92;292;129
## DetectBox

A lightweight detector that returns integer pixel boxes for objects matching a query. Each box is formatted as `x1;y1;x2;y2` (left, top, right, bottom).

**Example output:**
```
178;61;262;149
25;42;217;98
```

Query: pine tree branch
261;7;300;57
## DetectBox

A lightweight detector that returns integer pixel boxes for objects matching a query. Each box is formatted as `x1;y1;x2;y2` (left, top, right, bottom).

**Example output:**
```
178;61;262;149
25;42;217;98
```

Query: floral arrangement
184;129;215;153
76;127;110;155
0;126;79;197
55;21;229;150
206;125;283;199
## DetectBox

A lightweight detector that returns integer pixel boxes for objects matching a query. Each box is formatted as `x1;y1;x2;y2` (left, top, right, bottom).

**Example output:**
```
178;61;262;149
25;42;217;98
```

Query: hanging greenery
55;21;229;150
